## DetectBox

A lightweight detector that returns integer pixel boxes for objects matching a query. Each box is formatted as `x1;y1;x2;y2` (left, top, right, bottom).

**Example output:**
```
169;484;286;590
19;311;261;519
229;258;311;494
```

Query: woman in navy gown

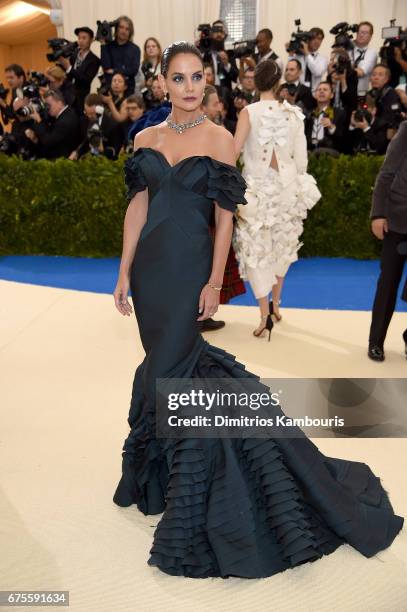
112;41;403;578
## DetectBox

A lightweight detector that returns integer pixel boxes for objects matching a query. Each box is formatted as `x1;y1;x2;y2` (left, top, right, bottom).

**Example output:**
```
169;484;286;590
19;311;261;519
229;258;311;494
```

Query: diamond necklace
166;113;207;134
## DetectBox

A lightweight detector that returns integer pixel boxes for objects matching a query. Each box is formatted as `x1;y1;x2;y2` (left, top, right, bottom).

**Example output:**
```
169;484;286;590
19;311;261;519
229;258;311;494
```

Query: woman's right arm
114;188;148;316
233;106;250;161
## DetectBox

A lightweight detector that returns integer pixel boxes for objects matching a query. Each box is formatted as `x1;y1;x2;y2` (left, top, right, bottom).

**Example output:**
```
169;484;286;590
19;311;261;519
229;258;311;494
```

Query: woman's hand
101;92;113;106
113;272;133;316
197;284;220;321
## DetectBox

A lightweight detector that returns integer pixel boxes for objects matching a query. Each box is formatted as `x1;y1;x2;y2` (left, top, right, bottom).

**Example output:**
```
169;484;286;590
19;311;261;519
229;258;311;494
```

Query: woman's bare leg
271;276;284;318
253;295;270;336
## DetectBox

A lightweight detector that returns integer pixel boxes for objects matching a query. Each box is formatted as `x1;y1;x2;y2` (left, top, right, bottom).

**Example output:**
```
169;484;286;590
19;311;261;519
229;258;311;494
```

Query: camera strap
353;48;366;67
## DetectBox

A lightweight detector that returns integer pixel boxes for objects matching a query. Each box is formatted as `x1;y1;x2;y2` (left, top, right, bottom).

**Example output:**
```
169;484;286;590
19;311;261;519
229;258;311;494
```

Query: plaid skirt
209;224;246;305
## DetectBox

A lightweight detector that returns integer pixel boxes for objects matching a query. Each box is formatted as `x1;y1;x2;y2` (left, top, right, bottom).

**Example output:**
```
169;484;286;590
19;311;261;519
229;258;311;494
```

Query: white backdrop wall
60;0;407;69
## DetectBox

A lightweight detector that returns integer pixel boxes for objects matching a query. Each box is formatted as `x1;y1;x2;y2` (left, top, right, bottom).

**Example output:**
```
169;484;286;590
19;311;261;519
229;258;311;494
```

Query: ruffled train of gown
113;338;404;579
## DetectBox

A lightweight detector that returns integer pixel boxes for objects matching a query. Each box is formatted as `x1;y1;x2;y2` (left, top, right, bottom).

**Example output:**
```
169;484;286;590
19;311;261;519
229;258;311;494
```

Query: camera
233;39;257;59
28;71;50;87
16;83;48;120
87;122;103;151
46;38;78;62
141;61;155;82
330;22;358;50
96;19;120;44
380;19;407;63
287;19;313;55
354;105;372;124
331;54;351;75
97;74;111;96
0;133;18;155
282;83;298;97
0;82;10;100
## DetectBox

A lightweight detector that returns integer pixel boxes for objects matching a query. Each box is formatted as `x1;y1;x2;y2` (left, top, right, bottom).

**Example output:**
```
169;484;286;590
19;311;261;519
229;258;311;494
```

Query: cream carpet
1;280;406;612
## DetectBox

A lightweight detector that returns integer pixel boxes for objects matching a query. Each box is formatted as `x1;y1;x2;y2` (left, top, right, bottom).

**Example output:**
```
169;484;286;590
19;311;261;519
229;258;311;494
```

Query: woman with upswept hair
233;59;321;338
112;41;403;579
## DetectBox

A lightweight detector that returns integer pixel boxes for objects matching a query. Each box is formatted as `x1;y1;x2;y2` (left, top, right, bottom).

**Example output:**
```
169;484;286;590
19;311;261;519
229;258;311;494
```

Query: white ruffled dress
233;99;321;299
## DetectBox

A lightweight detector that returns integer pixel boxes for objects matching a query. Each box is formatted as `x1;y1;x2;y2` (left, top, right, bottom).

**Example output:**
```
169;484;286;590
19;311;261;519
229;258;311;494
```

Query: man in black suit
368;120;407;361
57;26;101;114
304;81;346;152
27;88;80;159
252;28;284;73
71;93;123;159
280;59;316;116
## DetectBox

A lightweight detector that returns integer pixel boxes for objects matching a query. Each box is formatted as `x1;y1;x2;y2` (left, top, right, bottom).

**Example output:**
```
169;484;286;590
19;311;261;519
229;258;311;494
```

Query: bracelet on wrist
207;281;222;291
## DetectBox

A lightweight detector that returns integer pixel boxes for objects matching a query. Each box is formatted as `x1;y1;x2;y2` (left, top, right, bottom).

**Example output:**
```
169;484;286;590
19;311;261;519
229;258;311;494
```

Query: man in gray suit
368;120;407;361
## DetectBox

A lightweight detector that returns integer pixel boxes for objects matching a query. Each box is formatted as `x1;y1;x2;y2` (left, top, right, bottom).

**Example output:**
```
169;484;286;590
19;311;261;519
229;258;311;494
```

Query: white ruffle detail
257;101;305;148
233;168;321;280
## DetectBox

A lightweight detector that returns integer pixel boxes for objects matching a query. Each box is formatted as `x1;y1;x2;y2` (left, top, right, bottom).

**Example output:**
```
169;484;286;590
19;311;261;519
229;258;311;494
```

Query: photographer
203;63;233;116
305;81;346;152
279;59;316;115
252;29;283;73
369;64;403;136
327;47;358;129
236;63;257;101
392;41;407;85
100;71;129;122
70;93;122;160
199;20;239;90
140;37;162;88
57;26;100;114
348;22;377;97
100;16;141;95
0;64;27;124
45;65;76;109
27;88;80;159
348;93;390;154
287;26;328;92
1;73;48;158
367;120;407;361
121;94;145;152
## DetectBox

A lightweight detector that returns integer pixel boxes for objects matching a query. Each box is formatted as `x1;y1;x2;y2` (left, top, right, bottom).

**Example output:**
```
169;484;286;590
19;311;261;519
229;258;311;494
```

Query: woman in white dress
233;59;321;338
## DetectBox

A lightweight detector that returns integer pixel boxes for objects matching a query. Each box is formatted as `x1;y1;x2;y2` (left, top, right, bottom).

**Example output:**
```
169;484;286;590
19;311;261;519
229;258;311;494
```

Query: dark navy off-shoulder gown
113;146;404;578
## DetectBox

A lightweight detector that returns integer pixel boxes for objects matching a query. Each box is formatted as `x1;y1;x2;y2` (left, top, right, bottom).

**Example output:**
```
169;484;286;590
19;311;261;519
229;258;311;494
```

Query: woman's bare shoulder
205;123;235;165
133;122;167;150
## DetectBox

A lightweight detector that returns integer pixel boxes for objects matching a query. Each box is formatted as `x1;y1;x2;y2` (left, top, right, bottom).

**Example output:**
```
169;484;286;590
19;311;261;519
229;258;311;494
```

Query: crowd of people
0;16;406;160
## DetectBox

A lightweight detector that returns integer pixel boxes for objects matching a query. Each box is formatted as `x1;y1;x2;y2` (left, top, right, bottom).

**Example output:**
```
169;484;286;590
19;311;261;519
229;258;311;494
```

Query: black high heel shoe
269;300;282;322
253;303;274;341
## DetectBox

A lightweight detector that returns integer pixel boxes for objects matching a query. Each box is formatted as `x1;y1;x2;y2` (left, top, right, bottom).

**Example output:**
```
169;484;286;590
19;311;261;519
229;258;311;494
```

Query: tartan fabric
208;224;246;305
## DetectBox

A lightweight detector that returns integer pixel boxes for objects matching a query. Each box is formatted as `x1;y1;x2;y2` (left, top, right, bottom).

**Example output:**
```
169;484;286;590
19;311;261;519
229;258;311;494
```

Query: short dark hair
202;84;217;106
287;58;302;71
161;41;204;78
309;27;325;39
5;64;26;79
126;93;145;109
254;59;282;92
372;63;391;79
317;80;333;92
84;93;104;107
257;28;273;41
44;88;66;104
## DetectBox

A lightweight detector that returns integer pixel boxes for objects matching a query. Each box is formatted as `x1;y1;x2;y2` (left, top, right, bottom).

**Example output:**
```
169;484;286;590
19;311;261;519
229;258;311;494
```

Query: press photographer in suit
58;26;101;114
26;88;80;159
368;120;407;361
